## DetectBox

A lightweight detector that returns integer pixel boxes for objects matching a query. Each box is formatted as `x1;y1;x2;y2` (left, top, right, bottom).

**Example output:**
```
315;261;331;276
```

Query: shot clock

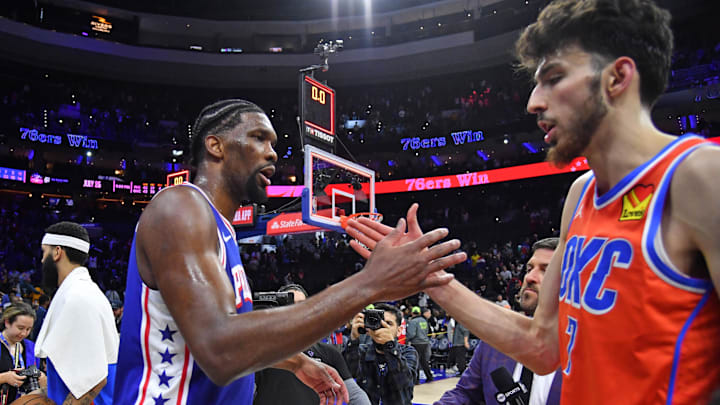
300;74;335;150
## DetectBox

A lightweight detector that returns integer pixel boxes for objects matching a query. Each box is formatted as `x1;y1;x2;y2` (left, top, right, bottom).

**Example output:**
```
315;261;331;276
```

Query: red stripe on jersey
139;286;152;404
176;345;191;405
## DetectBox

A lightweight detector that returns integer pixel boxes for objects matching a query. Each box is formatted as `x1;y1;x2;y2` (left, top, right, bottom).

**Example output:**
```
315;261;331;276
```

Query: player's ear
606;56;635;102
205;134;224;160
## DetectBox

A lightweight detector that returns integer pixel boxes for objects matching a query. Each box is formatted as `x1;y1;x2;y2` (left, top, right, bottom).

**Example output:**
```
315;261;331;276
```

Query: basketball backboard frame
302;145;375;233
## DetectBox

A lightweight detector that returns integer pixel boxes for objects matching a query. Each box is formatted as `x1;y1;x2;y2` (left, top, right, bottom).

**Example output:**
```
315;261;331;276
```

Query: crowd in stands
0;11;718;365
0;168;572;329
2;32;719;187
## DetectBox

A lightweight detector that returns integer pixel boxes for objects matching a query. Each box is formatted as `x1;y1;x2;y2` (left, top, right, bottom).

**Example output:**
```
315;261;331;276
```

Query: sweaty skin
345;47;720;375
133;111;467;401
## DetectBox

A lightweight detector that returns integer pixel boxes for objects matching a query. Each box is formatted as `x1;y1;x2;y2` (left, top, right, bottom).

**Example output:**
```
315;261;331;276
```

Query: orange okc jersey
558;135;720;404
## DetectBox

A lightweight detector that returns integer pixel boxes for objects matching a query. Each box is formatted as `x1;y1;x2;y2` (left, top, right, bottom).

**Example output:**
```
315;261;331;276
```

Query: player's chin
248;185;269;203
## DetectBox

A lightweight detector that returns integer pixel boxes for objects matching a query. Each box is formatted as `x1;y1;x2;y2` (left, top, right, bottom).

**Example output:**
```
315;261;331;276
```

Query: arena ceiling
81;0;448;21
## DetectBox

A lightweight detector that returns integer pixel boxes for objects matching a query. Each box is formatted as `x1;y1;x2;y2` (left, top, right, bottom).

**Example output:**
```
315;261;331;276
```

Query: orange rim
340;212;383;229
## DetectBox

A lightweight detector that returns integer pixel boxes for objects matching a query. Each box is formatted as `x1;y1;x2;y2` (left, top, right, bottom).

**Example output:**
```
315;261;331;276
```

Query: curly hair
190;99;266;169
515;0;673;107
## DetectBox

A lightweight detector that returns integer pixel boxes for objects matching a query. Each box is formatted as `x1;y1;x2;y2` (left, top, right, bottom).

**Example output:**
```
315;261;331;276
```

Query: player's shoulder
63;281;111;312
670;143;720;220
672;142;720;185
139;184;215;233
145;183;209;215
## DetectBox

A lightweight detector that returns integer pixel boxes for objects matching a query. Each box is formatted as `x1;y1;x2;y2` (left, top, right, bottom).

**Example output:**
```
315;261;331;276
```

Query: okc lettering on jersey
559;236;633;315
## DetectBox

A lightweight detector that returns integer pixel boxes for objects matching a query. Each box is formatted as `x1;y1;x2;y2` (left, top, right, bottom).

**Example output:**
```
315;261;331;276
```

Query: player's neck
57;263;81;287
584;110;673;196
191;176;242;223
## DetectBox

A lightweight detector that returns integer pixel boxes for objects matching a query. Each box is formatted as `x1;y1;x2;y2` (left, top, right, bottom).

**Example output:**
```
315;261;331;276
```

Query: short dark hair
374;303;403;325
38;295;50;306
278;284;309;299
515;0;673;107
531;237;559;255
44;221;90;265
190;99;266;169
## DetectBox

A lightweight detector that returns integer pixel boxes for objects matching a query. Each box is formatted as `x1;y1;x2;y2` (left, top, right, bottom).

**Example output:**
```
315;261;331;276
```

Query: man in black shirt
254;285;370;405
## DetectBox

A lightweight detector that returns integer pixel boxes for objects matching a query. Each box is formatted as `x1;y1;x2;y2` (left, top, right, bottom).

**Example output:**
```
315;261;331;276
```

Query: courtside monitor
302;145;375;233
300;75;335;149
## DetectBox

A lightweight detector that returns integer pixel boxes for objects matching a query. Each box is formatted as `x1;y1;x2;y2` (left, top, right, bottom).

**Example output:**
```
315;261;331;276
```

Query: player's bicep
137;189;236;343
531;172;591;360
673;147;720;299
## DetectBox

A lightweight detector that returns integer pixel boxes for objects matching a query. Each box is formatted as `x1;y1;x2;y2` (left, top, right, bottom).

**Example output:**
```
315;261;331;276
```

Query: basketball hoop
340;212;383;230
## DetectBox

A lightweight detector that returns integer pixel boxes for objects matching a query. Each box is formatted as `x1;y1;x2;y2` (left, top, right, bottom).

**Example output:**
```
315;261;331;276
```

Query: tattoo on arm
62;378;106;405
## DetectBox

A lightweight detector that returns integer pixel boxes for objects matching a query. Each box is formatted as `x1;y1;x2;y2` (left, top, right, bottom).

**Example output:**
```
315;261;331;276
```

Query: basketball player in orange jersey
344;1;720;403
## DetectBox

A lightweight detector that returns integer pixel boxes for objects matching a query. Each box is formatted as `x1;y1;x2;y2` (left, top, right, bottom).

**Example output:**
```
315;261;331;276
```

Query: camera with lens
252;291;295;310
357;309;385;334
17;365;41;392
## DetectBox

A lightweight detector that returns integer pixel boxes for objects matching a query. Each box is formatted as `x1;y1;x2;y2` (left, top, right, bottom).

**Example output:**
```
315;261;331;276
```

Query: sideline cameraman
344;304;418;405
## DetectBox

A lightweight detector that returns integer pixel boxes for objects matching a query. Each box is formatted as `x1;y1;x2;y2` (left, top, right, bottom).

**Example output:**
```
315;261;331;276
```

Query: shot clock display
300;75;335;150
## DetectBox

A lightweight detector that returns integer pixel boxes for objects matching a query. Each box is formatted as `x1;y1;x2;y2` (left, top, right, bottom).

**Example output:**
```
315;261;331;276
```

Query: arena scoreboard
166;170;190;186
300;75;335;150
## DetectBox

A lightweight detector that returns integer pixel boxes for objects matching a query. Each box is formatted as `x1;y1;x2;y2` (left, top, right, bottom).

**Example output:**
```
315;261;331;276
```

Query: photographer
344;304;418;405
0;303;46;404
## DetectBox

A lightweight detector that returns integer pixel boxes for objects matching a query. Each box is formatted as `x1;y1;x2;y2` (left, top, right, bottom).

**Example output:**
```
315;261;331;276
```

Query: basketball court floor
413;376;461;404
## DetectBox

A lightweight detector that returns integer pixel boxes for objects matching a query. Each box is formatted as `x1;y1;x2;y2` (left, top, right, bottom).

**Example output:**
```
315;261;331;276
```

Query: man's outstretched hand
348;203;466;300
346;203;424;257
294;355;349;405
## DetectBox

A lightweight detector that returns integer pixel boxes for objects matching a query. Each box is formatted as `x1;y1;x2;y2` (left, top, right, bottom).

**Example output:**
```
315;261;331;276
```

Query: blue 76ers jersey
114;183;254;404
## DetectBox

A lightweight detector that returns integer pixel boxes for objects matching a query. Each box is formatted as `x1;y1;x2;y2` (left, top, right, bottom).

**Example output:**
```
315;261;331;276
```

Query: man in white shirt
35;221;119;405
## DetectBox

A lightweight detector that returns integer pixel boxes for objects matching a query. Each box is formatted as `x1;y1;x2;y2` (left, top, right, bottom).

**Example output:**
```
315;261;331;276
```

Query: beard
41;256;59;293
546;74;607;167
518;285;538;315
223;165;269;204
245;168;269;203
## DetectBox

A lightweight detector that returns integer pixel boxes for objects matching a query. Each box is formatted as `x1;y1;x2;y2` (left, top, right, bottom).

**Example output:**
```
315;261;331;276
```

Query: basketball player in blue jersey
114;99;467;405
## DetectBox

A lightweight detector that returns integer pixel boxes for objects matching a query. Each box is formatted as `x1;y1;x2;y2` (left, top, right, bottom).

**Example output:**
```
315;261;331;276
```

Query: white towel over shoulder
35;267;119;399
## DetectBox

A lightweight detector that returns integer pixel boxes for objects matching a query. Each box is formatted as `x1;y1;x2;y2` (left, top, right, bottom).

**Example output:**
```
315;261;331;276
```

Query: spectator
405;306;433;383
344;303;418;405
495;294;510;309
30;294;49;341
109;300;123;333
447;318;470;376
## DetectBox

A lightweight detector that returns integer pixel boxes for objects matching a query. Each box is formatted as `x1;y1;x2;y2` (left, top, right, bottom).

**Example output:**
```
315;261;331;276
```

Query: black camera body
252;291;295;309
17;365;41;392
358;309;385;334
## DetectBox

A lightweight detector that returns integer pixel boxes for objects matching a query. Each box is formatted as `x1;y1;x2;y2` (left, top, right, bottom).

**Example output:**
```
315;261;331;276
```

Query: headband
41;233;90;254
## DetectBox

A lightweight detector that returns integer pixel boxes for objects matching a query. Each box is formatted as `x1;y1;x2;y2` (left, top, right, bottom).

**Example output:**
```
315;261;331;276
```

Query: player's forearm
270;352;307;373
428;280;558;373
62;378;106;405
200;271;376;384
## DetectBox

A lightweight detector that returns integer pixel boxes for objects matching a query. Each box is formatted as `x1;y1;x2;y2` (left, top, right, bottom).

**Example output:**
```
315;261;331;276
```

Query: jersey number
564;316;578;376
